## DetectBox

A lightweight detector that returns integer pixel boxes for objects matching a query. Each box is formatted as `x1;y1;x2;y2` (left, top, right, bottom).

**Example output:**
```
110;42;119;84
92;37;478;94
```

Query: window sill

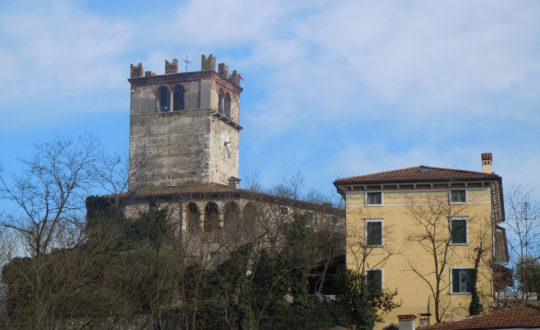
450;243;468;246
449;292;471;295
450;202;467;205
365;204;383;207
366;245;384;248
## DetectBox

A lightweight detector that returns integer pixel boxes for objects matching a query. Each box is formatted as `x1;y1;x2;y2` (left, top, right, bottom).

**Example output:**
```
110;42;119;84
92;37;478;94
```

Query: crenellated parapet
218;63;228;78
130;63;143;78
228;70;240;85
130;55;241;86
165;59;178;74
201;54;216;72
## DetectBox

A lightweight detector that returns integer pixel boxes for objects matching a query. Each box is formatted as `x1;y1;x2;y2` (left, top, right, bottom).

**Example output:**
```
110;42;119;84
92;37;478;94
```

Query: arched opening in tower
224;93;231;117
158;86;170;112
218;89;224;114
204;202;220;232
243;202;259;239
224;201;240;233
186;202;200;233
173;85;185;111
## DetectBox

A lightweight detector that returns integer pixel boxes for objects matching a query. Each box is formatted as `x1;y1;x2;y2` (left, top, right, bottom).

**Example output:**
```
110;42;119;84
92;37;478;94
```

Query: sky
1;0;540;202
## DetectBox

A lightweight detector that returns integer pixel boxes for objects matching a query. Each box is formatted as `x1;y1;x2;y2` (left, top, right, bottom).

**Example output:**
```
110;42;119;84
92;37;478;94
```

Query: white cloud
293;1;540;110
1;0;539;197
167;0;288;45
0;1;132;128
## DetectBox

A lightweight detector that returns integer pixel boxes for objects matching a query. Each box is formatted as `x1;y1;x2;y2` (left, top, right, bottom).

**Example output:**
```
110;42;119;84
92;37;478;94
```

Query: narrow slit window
224;93;231;117
218;89;224;114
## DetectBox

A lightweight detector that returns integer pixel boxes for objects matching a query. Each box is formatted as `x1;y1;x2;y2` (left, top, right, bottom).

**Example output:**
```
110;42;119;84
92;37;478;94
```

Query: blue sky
1;0;540;201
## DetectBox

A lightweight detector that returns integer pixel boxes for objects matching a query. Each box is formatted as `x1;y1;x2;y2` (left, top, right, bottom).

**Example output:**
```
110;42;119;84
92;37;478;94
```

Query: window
366;192;382;205
218;89;224;114
450;217;467;244
367;269;383;295
365;219;383;246
158;86;170;112
224;93;231;117
280;206;289;215
451;268;474;293
450;189;466;203
173;85;185;111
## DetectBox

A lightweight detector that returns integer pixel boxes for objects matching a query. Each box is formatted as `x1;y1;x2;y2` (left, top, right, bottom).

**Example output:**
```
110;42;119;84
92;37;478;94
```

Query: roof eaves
334;176;501;186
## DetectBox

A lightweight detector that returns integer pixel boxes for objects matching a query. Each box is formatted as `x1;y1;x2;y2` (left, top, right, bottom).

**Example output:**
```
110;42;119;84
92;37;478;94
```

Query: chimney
398;315;416;330
228;176;241;189
481;152;493;174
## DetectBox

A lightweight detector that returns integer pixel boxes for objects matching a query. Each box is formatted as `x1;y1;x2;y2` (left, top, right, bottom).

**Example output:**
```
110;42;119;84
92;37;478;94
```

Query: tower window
173;85;185;111
158;86;170;112
224;93;231;117
218;89;224;114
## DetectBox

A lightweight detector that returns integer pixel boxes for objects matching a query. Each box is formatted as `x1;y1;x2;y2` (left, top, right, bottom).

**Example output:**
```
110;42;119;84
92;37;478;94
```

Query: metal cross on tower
182;56;191;72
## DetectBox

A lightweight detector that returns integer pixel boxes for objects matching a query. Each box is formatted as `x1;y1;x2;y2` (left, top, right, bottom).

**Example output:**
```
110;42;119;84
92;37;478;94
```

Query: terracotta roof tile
107;183;342;213
114;183;239;196
334;166;500;185
420;305;540;329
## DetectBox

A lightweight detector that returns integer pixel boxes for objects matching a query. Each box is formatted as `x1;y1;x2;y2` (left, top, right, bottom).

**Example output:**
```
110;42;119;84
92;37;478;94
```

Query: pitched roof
107;183;341;213
334;166;501;185
420;305;540;329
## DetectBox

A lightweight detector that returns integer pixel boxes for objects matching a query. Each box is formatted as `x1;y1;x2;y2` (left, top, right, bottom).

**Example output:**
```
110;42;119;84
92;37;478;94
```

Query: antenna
182;55;191;72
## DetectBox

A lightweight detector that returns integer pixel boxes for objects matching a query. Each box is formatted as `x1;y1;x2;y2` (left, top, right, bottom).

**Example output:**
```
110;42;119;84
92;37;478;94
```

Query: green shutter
452;269;460;293
451;219;467;244
367;221;382;246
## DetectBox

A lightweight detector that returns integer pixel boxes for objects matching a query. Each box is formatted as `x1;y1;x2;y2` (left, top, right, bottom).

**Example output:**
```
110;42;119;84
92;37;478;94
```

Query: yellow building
334;153;509;329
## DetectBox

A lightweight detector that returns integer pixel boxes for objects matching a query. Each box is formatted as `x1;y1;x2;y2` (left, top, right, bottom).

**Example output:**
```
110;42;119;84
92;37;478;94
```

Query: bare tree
94;153;130;196
242;172;264;192
505;184;540;303
405;191;492;323
0;136;101;257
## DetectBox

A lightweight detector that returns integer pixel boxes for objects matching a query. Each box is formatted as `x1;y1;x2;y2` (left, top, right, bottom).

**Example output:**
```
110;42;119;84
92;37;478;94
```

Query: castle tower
128;55;243;190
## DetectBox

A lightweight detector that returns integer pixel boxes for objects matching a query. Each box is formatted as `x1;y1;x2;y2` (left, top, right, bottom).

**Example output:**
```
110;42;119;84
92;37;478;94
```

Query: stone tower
128;55;243;190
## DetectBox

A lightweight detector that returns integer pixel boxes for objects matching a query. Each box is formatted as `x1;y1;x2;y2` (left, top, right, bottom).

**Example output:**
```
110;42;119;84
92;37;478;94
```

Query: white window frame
366;268;383;294
450;267;473;294
365;191;383;206
449;189;467;204
365;218;384;247
449;216;468;245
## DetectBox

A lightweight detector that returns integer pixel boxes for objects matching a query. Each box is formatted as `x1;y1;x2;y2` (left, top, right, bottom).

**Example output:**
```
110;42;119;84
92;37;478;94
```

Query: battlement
130;54;241;85
165;59;178;74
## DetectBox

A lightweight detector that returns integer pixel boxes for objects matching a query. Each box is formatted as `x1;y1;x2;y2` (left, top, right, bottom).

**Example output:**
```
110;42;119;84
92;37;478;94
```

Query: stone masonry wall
128;62;242;190
209;116;240;185
129;107;212;189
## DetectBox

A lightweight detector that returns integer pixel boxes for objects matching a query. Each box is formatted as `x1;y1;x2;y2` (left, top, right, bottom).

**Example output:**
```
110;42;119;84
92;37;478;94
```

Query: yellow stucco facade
339;176;502;329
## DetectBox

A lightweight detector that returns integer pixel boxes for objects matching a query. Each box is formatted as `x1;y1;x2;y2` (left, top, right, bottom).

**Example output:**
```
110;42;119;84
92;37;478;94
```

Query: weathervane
182;56;191;72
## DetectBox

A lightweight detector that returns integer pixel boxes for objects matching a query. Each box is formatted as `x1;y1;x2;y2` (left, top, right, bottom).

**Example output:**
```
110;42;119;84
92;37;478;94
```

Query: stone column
218;210;224;231
199;212;205;232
